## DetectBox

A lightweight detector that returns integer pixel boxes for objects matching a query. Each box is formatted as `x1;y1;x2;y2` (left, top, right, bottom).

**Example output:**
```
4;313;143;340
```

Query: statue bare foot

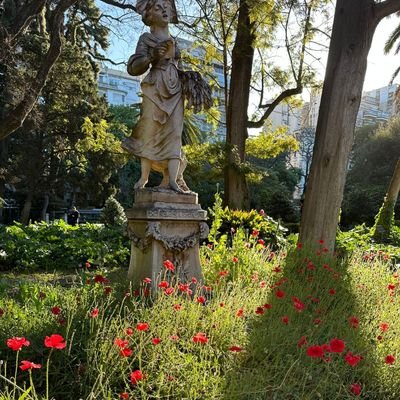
169;181;185;193
134;179;148;190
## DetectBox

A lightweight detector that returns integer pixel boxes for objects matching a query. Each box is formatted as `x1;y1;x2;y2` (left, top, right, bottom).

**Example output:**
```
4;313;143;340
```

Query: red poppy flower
306;345;324;358
348;316;359;329
19;360;41;371
136;323;149;331
143;277;151;284
152;337;161;345
173;304;182;311
281;316;289;325
292;297;305;312
297;243;302;249
318;239;324;245
344;351;363;367
94;275;108;284
126;327;134;336
350;383;361;396
163;260;175;271
297;336;307;348
380;322;389;332
44;334;66;350
51;306;61;315
0;308;4;317
329;288;336;295
197;296;206;304
120;393;129;399
219;270;229;277
251;230;259;237
313;318;322;325
329;338;345;353
236;308;244;317
275;289;285;298
258;239;265;245
232;257;239;263
7;337;30;351
120;348;133;357
169;335;179;341
385;354;395;365
158;281;169;289
229;346;243;352
273;266;281;273
164;287;175;295
130;369;143;385
387;284;396;291
114;338;129;349
193;332;208;344
255;307;264;315
260;281;266;288
90;308;99;318
263;303;272;309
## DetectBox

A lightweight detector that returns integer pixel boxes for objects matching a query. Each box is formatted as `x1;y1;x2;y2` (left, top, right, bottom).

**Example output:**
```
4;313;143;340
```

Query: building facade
98;65;141;106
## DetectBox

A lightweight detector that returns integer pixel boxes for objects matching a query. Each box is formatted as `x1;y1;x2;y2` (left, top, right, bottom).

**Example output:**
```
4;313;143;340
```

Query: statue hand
153;42;169;60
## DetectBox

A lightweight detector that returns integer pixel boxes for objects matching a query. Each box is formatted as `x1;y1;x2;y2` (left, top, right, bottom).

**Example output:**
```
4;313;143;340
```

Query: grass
0;232;399;399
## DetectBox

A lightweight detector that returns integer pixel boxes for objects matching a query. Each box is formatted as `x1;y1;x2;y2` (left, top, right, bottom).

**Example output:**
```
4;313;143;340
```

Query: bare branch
247;86;303;129
374;0;400;22
88;51;126;66
99;0;137;12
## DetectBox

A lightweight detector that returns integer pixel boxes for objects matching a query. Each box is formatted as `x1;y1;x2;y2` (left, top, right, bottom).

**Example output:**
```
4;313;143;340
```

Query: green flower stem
46;349;53;400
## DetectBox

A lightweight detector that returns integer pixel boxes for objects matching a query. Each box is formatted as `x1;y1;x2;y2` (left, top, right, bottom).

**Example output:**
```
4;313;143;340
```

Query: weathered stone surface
126;189;208;290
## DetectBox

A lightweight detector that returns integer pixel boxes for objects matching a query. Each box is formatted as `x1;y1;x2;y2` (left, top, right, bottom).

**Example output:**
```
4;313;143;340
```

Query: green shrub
0;220;130;271
100;196;127;227
208;193;288;249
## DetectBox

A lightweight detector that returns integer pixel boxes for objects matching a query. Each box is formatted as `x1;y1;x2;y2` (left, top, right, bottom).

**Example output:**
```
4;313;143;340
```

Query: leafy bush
208;193;288;249
0;220;130;271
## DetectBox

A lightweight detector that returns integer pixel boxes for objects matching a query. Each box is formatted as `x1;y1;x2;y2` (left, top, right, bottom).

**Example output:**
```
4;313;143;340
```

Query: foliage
100;196;127;227
207;193;288;249
342;118;400;227
336;223;400;265
184;128;301;215
1;234;400;398
0;220;129;271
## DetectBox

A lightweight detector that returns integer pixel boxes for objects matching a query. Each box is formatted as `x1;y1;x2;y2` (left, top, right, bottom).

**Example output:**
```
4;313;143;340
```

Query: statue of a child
122;0;187;192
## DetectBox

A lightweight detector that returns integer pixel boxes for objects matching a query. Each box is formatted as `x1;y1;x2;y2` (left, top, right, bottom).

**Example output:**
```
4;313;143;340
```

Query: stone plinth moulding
126;188;208;290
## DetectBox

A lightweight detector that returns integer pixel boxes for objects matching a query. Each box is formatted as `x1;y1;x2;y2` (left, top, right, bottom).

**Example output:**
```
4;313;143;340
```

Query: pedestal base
126;188;208;290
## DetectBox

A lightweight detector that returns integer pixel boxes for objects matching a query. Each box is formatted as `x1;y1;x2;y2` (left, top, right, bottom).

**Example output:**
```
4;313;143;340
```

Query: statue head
136;0;178;26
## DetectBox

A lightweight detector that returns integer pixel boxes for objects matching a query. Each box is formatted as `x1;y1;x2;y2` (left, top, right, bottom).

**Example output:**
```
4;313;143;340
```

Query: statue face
150;0;171;27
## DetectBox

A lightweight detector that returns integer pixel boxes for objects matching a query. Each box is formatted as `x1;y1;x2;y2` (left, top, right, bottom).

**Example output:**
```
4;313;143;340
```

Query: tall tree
372;158;400;241
182;0;329;209
299;0;400;250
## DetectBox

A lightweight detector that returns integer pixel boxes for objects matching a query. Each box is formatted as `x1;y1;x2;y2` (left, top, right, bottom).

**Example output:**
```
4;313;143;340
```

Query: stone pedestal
126;188;208;290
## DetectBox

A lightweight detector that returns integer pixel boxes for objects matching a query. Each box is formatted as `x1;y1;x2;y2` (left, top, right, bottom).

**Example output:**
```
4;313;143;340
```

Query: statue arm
127;36;152;76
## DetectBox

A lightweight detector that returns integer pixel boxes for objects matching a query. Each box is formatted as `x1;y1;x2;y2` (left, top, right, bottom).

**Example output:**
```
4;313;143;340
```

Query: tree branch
99;0;137;12
88;51;126;66
375;0;400;22
247;86;303;128
0;0;78;141
10;0;47;40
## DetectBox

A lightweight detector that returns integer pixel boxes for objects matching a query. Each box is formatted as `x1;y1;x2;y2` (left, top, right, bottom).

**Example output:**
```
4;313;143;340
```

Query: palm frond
384;23;400;54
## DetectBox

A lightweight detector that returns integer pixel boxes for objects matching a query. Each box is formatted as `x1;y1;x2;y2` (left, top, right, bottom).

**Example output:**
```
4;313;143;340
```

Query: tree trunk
40;193;50;221
299;0;379;250
373;159;400;241
224;0;254;210
20;191;33;225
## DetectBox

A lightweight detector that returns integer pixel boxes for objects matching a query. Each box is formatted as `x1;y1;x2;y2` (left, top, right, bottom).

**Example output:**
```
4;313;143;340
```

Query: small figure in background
67;206;80;226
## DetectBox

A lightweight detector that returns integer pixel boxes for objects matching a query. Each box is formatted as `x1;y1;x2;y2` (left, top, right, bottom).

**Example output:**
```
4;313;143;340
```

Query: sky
102;5;400;97
364;15;399;91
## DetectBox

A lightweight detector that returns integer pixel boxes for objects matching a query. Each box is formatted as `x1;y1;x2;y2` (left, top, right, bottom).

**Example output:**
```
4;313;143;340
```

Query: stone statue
122;0;212;193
